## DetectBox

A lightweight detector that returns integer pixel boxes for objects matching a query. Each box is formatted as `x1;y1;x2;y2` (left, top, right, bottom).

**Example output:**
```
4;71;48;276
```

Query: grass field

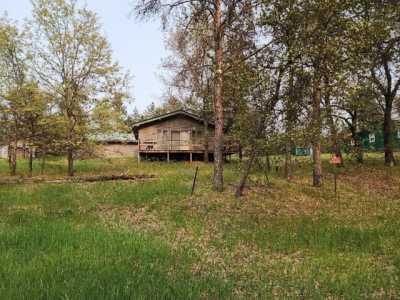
0;154;399;299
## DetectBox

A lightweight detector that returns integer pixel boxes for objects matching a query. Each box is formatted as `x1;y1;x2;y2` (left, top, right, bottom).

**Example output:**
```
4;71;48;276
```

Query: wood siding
138;116;214;152
95;144;138;158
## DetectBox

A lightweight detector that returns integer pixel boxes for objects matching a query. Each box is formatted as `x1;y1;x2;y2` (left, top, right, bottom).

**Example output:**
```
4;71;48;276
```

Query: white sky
1;0;168;113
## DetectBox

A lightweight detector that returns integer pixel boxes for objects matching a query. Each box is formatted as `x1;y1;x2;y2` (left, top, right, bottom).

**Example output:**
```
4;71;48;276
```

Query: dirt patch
97;204;165;233
339;170;400;194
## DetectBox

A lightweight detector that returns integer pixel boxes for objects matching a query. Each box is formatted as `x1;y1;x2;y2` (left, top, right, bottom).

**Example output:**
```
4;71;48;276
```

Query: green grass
0;155;400;298
0;219;230;299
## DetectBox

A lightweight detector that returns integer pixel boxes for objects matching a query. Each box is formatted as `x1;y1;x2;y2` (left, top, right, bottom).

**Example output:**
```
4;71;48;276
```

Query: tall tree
161;20;214;162
135;0;254;192
30;0;127;176
5;83;52;176
349;0;400;165
0;17;28;175
234;55;283;197
261;0;306;180
335;78;382;163
284;0;347;186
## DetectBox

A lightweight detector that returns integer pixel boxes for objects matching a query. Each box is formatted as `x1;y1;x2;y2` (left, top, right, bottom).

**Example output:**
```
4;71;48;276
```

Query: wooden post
330;155;341;200
334;170;337;199
190;152;193;163
191;166;199;196
167;151;170;162
137;139;141;163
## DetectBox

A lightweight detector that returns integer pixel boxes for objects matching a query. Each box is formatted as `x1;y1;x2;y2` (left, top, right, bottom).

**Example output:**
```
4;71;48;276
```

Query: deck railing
138;137;238;153
138;139;213;152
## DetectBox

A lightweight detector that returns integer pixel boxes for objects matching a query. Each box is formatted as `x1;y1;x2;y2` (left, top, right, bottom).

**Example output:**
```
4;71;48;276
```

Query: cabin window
180;130;191;142
157;129;162;141
191;129;202;142
161;129;169;142
171;130;180;142
369;133;375;144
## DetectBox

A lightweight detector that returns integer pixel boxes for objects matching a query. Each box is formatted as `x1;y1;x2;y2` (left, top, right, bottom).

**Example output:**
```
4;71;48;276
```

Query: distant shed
358;128;400;151
292;146;311;156
0;145;8;159
93;133;138;158
0;142;32;160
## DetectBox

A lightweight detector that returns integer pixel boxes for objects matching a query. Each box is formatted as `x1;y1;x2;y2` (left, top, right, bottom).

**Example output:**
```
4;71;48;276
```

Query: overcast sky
1;0;167;112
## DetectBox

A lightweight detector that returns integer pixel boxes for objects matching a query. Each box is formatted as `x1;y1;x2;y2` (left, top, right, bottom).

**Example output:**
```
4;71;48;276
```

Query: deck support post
137;140;141;163
167;151;170;162
190;152;193;163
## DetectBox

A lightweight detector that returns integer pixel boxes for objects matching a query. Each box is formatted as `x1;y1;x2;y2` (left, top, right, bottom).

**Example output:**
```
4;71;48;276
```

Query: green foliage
0;4;132;176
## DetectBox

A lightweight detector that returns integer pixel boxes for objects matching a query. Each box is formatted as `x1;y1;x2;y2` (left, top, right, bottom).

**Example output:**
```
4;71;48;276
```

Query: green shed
358;129;400;151
292;147;311;156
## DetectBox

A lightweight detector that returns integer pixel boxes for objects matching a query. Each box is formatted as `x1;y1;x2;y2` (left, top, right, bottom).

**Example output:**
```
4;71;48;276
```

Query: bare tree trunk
9;150;17;176
7;145;11;169
8;142;17;176
324;76;343;165
355;137;364;163
326;110;342;162
284;142;292;179
41;152;46;175
312;72;322;187
203;117;209;163
312;141;322;187
67;148;74;177
284;66;295;180
266;152;271;172
235;147;256;198
329;126;342;160
28;147;33;177
383;96;396;166
350;125;363;163
213;0;224;192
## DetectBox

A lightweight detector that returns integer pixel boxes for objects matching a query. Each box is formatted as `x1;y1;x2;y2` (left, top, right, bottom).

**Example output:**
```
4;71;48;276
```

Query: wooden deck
137;138;237;162
138;140;213;153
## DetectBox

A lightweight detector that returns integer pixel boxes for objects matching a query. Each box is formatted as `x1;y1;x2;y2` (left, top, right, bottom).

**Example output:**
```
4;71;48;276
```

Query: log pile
0;174;156;185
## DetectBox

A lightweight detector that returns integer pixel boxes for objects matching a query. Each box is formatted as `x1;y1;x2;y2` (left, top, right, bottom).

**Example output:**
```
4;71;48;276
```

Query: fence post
191;166;199;196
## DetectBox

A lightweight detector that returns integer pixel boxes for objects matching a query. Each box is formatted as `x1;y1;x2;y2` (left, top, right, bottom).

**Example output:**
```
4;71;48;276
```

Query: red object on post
330;155;342;165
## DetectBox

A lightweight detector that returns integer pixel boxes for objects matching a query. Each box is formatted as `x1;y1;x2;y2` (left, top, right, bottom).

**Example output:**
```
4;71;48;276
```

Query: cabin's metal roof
91;133;137;144
131;109;212;129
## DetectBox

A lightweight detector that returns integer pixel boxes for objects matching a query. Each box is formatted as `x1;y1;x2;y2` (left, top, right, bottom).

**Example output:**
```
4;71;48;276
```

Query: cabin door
171;130;180;149
158;129;170;148
180;129;191;150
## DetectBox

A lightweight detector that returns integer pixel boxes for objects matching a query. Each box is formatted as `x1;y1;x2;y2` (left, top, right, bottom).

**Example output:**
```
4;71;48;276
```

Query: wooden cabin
132;110;235;161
